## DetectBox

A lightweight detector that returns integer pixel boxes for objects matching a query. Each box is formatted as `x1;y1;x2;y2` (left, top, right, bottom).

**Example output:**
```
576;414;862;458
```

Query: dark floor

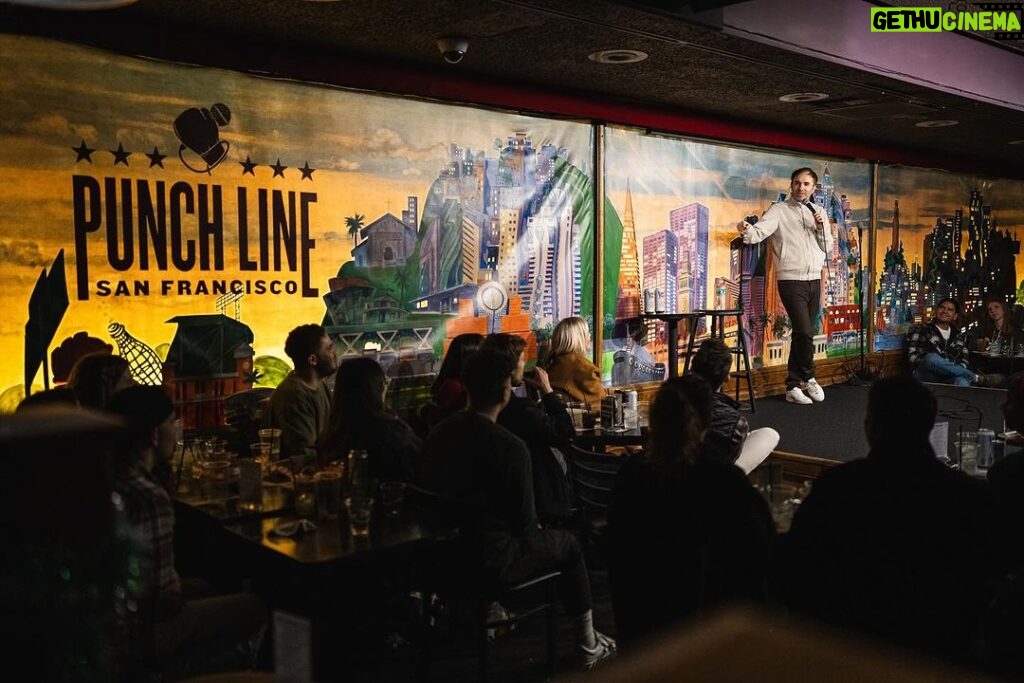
285;568;617;683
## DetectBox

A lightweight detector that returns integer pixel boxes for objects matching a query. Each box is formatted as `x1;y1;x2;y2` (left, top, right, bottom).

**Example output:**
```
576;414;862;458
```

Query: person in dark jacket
780;376;1003;665
421;349;616;669
607;375;774;648
480;333;575;523
316;357;420;482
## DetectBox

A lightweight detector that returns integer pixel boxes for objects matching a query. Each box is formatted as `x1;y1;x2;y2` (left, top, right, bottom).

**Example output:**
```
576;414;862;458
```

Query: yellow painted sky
0;34;593;392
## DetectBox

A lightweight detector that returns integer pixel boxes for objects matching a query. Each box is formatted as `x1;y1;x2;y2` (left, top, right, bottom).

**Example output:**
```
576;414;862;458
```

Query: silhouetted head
462;349;517;412
648;374;713;466
432;333;484;394
332;357;387;423
107;385;177;465
865;377;937;452
67;352;133;409
284;324;337;377
481;333;528;386
15;386;79;413
691;338;732;391
1003;372;1024;433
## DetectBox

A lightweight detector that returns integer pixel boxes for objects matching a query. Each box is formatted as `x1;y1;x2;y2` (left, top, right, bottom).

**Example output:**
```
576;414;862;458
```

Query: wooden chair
406;484;561;682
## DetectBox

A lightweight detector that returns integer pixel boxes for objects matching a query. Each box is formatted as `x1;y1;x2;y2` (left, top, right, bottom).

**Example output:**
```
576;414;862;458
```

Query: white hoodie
741;198;832;281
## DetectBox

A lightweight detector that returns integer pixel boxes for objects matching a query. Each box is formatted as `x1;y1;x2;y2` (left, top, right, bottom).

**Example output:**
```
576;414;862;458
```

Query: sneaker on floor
485;601;516;642
579;631;617;669
785;387;813;405
805;378;825;402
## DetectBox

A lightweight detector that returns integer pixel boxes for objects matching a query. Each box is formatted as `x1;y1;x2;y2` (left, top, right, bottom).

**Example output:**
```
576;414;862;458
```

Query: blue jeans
913;352;975;387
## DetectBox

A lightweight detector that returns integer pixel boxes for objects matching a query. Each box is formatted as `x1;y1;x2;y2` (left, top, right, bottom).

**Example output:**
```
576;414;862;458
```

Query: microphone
803;201;818;216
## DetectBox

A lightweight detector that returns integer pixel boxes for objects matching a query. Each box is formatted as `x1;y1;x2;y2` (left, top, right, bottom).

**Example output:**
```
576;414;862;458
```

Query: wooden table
222;502;457;567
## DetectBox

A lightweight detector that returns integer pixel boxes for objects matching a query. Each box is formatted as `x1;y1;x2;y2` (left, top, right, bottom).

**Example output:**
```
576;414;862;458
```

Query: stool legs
683;310;756;412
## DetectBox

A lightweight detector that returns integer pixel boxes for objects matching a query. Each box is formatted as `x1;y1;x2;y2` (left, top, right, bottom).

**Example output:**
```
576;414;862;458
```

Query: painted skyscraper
616;181;641;320
669;202;709;334
642;229;678;344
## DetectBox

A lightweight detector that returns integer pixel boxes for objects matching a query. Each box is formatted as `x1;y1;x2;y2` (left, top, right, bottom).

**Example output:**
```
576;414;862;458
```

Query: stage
746;381;1008;471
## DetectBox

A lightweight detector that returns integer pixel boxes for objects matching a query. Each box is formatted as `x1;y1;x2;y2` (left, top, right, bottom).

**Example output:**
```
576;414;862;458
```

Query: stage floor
746;381;1008;465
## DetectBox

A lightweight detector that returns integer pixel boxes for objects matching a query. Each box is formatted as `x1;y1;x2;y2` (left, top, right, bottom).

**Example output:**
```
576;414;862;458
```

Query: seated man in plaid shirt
907;298;1001;387
109;386;268;679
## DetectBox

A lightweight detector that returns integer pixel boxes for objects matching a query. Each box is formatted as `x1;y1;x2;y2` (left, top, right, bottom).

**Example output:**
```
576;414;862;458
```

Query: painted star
72;140;95;163
239;155;258;176
145;146;166;168
299;161;315;181
271;158;287;178
110;143;132;166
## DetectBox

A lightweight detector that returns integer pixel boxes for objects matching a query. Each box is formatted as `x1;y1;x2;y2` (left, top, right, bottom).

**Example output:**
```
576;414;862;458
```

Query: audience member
780;376;1002;665
15;385;78;412
974;299;1019;355
545;316;605;411
480;333;575;522
607;375;774;648
907;298;1000;387
67;352;134;409
316;357;420;481
420;349;616;669
108;385;267;679
988;372;1024;571
426;332;484;422
690;338;779;473
267;324;337;458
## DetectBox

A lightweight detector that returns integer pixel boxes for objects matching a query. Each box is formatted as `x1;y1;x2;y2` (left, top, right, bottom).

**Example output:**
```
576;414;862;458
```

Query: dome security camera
437;37;469;64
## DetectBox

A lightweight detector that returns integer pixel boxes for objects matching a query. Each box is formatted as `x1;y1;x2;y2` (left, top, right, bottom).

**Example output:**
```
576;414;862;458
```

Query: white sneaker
805;378;825;402
786;387;812;405
579;631;617;669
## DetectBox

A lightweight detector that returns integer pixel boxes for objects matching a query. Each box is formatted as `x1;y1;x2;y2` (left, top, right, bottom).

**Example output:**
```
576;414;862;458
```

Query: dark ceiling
3;0;1024;177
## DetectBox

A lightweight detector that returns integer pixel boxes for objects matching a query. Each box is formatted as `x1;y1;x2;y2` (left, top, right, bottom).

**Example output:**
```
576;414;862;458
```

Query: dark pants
777;279;821;390
494;528;592;616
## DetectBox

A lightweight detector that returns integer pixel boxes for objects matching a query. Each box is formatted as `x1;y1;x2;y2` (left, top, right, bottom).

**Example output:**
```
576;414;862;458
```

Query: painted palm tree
345;213;365;245
393;266;411;308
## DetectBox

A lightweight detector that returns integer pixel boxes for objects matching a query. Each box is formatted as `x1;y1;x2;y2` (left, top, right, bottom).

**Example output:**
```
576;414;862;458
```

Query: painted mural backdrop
0;34;594;412
603;127;872;384
874;165;1024;351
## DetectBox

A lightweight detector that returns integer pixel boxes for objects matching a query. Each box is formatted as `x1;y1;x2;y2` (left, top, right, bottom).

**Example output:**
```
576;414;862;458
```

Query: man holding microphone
737;168;832;405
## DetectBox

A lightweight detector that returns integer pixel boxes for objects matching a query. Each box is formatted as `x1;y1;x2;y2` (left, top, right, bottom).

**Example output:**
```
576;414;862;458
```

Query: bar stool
683;309;756;412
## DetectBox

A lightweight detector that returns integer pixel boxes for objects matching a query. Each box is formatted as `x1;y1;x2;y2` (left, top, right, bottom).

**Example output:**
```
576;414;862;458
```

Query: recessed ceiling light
588;49;648;64
1008;139;1024;145
778;93;829;103
914;120;959;128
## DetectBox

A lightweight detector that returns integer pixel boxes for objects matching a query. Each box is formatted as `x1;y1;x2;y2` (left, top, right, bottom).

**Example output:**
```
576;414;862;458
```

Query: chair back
568;446;624;515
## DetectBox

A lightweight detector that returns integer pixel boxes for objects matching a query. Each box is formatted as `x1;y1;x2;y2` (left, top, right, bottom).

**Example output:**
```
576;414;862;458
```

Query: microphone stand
852;223;872;383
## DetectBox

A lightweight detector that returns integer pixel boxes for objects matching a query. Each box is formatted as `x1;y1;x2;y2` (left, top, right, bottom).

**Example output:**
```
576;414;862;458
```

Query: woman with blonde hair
545;316;605;410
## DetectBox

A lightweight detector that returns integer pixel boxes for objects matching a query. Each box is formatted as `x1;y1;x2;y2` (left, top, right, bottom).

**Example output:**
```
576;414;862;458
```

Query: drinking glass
636;401;651;429
345;495;374;537
294;469;318;519
238;459;263;512
956;431;978;475
316;470;343;521
259;428;282;462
